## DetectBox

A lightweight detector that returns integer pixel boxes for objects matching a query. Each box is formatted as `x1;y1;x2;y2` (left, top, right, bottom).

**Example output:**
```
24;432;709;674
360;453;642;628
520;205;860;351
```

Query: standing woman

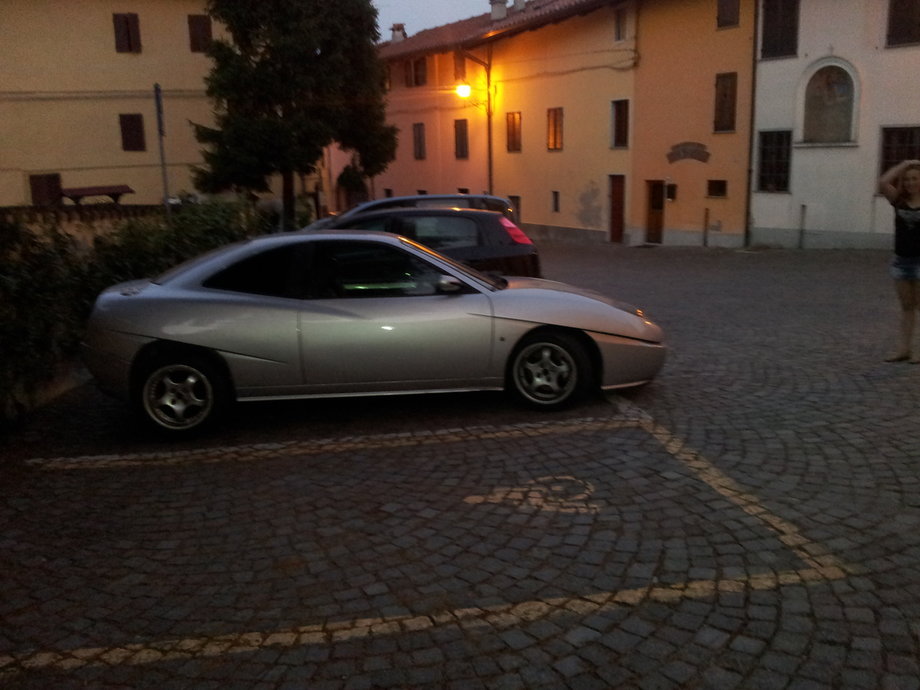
880;159;920;362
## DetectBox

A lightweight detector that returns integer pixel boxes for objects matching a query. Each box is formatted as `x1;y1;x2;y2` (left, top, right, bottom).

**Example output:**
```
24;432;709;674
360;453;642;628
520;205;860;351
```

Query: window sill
793;141;858;149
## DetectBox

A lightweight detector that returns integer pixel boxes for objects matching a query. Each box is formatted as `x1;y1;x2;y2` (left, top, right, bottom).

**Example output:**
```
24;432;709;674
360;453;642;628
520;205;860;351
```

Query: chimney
390;23;407;42
513;0;526;11
490;0;508;21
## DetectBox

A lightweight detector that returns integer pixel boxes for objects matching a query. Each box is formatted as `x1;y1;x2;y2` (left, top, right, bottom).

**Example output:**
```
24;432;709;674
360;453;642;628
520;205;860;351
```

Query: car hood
492;277;663;343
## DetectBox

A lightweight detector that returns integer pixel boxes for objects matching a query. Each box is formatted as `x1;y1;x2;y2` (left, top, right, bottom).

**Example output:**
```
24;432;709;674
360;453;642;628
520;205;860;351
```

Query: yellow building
376;0;755;247
631;0;755;246
0;0;220;207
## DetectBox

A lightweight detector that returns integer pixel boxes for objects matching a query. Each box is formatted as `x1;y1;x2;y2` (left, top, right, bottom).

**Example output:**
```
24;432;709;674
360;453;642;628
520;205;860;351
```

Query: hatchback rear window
403;216;480;250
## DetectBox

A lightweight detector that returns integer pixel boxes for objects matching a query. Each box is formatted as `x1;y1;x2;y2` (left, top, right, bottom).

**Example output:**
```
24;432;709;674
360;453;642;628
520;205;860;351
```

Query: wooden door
608;175;625;243
646;180;665;244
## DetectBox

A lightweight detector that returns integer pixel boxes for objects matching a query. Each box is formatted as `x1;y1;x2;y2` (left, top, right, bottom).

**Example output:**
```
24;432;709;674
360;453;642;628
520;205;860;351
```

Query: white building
751;0;920;248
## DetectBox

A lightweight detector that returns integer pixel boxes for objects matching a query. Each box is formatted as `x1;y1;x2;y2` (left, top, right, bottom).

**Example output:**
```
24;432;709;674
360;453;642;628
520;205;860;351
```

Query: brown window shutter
613;100;629;147
29;173;62;206
714;72;737;132
119;114;147;151
113;13;141;53
188;15;212;53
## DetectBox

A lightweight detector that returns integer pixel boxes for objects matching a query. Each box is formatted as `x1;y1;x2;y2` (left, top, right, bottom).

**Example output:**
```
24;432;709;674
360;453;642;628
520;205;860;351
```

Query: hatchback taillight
500;217;533;245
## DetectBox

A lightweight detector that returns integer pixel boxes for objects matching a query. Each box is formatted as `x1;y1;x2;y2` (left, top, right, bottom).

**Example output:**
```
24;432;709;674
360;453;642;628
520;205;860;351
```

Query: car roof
351;193;510;206
332;207;505;223
154;230;413;283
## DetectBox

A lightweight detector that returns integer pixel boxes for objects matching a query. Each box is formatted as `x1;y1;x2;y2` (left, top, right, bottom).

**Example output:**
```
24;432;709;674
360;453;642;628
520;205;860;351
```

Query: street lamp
454;49;493;194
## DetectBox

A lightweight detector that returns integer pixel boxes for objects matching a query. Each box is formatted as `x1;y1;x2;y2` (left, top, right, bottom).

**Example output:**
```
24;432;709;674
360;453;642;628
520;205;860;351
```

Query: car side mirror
437;275;464;294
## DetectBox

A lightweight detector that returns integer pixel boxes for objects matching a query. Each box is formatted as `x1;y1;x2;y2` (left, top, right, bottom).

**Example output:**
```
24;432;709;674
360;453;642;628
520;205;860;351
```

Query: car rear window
401;216;480;250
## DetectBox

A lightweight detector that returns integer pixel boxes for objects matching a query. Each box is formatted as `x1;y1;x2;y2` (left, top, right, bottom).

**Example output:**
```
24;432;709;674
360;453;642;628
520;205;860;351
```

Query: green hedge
0;202;269;422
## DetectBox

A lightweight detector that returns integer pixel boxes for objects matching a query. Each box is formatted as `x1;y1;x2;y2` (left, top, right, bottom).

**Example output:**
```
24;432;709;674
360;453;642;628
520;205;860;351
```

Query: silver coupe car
83;232;666;434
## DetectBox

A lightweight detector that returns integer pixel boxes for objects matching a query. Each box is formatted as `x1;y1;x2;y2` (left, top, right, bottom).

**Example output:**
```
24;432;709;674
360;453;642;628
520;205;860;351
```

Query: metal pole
486;47;493;195
154;83;171;219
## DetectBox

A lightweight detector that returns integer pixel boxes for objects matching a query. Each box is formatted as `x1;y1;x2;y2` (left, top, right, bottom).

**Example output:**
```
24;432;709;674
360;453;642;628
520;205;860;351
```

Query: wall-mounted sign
667;142;710;163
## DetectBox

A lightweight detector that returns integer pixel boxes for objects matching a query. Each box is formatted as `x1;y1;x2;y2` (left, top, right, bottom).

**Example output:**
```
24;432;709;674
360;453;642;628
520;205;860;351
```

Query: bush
0;201;266;422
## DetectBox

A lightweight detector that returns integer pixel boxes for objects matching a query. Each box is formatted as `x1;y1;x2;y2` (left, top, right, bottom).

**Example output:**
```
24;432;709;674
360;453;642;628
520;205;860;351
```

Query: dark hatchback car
323;207;541;278
306;193;517;230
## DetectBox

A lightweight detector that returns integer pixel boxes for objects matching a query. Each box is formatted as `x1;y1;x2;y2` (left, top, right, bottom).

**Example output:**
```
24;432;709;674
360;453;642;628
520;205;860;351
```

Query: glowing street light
455;82;472;99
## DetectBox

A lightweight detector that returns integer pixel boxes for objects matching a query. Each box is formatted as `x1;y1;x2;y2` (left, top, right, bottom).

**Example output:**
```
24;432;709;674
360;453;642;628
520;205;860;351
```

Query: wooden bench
61;185;135;205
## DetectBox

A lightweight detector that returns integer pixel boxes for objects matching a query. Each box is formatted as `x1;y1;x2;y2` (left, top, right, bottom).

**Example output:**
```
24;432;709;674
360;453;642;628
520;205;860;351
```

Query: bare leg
910;282;920;363
887;279;917;361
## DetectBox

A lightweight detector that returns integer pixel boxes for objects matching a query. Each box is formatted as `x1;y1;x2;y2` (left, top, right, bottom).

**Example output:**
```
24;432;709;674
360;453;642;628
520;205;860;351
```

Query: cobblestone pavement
2;244;920;689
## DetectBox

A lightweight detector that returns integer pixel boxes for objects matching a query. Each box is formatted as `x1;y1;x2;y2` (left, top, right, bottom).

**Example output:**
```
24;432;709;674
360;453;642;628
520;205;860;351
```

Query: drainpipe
798;204;807;249
743;0;759;248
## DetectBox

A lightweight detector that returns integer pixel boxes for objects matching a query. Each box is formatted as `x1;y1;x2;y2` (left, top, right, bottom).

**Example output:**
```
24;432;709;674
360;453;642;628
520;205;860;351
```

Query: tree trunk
281;169;296;231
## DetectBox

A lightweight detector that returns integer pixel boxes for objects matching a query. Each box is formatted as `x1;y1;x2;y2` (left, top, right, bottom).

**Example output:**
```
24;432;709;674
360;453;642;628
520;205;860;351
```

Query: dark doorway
646;180;665;244
608;175;625;243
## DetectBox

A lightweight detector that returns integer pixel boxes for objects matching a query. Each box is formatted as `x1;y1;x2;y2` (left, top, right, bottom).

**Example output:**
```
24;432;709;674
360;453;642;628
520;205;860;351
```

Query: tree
193;0;397;229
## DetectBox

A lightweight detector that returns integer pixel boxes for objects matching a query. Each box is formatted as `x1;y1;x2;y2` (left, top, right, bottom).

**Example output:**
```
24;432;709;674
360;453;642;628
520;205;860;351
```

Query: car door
198;243;309;396
297;240;497;393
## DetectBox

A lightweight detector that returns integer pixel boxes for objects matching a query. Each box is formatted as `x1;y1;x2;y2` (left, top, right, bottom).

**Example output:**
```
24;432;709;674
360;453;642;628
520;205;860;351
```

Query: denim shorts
890;255;920;281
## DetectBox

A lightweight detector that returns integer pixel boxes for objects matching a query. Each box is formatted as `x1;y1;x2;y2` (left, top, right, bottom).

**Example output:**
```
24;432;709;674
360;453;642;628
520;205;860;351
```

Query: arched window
803;66;853;143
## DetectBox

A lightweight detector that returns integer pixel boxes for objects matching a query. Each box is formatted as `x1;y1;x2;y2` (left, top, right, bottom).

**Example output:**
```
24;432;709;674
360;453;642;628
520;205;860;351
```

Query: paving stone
5;246;920;688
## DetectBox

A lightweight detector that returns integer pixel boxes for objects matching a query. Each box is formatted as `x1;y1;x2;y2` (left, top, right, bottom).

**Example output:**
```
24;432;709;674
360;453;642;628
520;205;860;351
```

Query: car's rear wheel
136;355;228;434
508;331;592;409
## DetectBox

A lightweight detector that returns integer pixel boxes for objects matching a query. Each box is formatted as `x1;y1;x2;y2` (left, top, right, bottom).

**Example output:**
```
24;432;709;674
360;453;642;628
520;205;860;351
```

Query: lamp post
455;49;493;195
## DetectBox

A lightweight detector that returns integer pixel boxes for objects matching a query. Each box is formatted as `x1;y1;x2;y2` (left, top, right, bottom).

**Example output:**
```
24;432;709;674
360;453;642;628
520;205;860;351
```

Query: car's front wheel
136;355;228;434
508;331;592;409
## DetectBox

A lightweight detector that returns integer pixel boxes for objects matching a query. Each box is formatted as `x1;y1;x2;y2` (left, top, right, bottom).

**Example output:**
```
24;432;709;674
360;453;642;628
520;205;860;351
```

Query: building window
707;180;728;197
881;127;920;175
405;57;427;87
547;107;564;151
506;112;522;153
717;0;740;28
614;7;628;41
384;188;393;198
188;15;212;53
611;99;629;148
888;0;920;46
412;123;426;160
454;119;469;159
453;51;467;81
714;72;737;132
803;66;854;143
119;114;146;151
552;191;560;212
761;0;798;58
113;13;141;53
758;130;792;192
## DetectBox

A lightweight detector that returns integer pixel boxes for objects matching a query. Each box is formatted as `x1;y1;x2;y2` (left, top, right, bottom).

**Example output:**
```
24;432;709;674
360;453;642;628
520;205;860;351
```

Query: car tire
508;331;592;409
136;354;228;434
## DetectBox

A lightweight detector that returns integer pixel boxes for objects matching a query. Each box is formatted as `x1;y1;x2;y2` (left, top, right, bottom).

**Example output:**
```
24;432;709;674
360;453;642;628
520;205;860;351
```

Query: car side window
345;216;392;233
406;216;480;251
202;245;309;298
308;241;446;298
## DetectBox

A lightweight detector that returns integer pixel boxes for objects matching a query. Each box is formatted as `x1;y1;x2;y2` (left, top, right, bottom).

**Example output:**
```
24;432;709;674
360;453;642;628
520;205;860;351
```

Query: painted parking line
4;399;854;675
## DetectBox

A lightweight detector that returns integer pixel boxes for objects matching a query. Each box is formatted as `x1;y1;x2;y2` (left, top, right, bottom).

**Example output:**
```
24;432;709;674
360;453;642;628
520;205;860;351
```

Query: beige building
374;0;755;247
0;0;219;207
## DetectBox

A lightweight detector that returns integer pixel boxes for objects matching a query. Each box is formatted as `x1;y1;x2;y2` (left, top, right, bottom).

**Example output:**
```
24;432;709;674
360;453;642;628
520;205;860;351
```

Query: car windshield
397;237;507;290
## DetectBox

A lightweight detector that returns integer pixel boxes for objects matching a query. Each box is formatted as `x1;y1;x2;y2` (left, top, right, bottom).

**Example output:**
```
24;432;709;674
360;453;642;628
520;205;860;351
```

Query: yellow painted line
617;398;851;574
5;400;854;675
24;417;636;470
